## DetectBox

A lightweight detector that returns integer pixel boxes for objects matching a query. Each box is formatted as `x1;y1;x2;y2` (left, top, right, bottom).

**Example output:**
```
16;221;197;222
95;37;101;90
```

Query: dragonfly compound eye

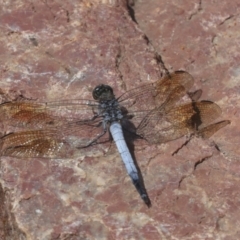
92;84;114;101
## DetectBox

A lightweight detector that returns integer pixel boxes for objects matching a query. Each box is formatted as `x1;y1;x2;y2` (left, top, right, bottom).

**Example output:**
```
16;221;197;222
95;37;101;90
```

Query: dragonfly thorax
98;99;123;123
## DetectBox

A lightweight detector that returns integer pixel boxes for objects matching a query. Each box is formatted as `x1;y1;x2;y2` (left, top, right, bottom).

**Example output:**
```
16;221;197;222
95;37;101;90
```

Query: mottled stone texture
0;0;238;239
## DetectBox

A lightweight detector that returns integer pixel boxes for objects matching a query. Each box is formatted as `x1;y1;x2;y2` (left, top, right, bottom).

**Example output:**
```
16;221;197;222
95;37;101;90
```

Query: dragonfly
0;71;230;207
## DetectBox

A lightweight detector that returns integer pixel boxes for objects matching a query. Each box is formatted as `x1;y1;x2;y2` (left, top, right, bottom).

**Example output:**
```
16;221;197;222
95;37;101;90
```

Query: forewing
0;119;111;158
124;85;189;137
136;101;223;144
118;71;194;112
0;99;98;130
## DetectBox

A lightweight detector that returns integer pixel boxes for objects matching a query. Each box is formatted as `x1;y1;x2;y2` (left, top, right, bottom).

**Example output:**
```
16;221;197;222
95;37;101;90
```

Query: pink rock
0;0;237;239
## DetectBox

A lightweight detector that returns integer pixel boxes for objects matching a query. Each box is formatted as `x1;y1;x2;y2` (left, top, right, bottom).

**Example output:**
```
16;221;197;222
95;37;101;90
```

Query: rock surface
0;0;238;239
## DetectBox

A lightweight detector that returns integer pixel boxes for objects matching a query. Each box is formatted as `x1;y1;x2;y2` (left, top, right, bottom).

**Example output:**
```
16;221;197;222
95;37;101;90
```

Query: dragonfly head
92;84;115;101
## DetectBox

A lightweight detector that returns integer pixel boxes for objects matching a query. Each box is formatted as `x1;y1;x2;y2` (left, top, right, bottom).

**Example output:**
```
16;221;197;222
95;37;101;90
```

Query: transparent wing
0;99;112;158
136;100;225;144
0;99;98;129
119;71;229;143
119;71;194;111
0;70;229;158
0;119;111;158
118;71;194;129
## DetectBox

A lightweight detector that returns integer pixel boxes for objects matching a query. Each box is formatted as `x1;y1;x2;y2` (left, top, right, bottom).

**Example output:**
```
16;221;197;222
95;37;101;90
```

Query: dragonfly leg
83;122;108;148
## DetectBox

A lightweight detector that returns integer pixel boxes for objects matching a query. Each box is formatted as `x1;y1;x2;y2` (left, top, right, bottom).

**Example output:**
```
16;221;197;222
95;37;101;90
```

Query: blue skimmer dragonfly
0;71;229;207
